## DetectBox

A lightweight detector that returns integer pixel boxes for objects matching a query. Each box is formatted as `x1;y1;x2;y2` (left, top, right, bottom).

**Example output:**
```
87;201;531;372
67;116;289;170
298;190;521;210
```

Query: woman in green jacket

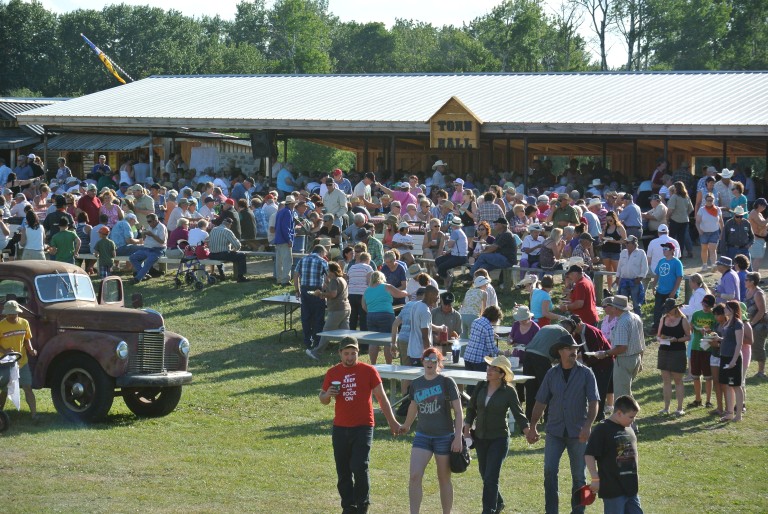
463;355;531;514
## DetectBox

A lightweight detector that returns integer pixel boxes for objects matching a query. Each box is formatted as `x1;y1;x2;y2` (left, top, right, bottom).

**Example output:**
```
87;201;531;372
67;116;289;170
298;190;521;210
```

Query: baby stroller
0;352;21;433
173;240;217;290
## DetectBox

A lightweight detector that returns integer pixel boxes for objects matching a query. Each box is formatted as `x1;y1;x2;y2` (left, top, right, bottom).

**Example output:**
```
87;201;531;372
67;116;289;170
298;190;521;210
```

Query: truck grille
128;331;165;373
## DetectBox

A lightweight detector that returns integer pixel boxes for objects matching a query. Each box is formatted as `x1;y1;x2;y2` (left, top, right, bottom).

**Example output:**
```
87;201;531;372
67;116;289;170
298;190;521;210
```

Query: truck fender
36;331;128;388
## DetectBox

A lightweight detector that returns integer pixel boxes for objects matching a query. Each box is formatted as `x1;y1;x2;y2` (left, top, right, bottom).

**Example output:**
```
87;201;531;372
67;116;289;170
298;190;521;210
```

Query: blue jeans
129;247;164;281
470;253;513;276
435;254;467;278
366;311;394;332
300;287;326;349
602;495;643;514
544;433;587;514
332;425;374;513
475;436;509;514
116;244;141;256
618;279;645;315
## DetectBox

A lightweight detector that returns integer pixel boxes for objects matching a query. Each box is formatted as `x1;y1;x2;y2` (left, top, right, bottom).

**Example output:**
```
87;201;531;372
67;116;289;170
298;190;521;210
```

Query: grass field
2;262;767;513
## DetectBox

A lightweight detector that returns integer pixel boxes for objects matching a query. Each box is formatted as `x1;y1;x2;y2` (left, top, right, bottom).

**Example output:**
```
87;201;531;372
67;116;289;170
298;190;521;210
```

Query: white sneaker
305;349;319;361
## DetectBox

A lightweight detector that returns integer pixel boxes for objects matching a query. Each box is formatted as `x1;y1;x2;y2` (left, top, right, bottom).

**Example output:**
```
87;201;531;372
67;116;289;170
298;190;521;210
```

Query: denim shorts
700;230;720;245
413;432;453;455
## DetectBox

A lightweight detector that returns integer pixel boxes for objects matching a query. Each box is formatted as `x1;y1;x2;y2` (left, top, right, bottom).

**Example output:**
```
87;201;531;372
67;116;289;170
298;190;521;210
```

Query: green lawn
2;266;767;513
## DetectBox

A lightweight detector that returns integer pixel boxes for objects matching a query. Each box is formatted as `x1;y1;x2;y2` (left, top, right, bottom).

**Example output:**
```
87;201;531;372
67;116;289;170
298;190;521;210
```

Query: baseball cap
339;336;359;350
657;224;669;233
224;198;235;206
98;226;110;235
661;242;675;251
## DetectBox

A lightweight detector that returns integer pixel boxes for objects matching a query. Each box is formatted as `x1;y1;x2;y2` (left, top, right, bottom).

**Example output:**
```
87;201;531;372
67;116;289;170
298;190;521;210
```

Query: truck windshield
35;273;97;303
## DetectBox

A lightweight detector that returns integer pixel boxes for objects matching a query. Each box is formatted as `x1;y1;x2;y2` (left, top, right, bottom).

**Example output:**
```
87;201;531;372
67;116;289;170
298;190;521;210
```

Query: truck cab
0;261;191;423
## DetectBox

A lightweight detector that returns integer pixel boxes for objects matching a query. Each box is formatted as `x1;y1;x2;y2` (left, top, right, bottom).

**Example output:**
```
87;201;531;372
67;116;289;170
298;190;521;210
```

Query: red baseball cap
224;198;235;206
572;485;596;507
332;168;343;176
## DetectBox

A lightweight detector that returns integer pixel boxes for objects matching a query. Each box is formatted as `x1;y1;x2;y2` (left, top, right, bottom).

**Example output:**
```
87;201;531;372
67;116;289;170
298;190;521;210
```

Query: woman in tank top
20;210;46;260
657;299;691;416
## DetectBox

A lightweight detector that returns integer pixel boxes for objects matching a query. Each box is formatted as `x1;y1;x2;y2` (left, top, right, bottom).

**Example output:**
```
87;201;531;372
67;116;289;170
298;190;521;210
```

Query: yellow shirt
0;317;32;367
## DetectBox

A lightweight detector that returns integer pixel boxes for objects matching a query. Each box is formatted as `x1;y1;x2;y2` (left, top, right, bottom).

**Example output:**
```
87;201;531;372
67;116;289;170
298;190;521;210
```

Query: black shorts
657;349;687;374
719;355;743;387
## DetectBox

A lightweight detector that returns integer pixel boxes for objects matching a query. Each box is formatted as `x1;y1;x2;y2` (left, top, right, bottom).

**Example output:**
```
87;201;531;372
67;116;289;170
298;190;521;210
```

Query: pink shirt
392;191;417;208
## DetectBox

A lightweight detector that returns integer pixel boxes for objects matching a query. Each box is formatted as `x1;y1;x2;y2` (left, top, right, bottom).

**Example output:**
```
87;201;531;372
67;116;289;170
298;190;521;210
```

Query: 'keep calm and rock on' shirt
322;362;381;427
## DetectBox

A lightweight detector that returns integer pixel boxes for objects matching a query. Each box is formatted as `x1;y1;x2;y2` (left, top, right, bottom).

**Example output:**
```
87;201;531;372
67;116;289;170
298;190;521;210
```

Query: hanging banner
429;96;482;150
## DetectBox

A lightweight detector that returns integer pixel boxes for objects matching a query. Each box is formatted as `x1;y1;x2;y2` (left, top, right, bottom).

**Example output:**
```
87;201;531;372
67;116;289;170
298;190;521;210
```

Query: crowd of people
295;158;766;514
2;151;766;513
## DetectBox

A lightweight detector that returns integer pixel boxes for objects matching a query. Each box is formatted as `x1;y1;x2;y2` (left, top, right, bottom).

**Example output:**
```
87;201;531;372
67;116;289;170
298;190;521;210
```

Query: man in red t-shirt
320;337;400;514
76;184;103;226
560;265;599;326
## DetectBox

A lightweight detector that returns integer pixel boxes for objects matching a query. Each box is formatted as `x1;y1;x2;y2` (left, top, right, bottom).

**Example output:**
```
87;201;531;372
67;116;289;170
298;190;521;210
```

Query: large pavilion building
16;71;768;189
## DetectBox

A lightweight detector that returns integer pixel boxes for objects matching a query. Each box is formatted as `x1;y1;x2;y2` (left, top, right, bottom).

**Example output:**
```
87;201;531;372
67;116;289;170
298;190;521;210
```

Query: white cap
658;224;669;233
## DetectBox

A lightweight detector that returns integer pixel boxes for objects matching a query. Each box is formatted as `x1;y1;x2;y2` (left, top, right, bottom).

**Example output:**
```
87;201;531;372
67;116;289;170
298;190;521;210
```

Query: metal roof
0;129;40;150
15;72;768;136
34;134;151;152
0;98;68;135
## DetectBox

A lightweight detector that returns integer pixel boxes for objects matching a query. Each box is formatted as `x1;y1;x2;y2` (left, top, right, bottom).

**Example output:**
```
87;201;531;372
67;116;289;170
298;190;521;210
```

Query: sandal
705;402;713;408
657;409;669;416
709;409;723;416
687;400;702;408
719;415;733;422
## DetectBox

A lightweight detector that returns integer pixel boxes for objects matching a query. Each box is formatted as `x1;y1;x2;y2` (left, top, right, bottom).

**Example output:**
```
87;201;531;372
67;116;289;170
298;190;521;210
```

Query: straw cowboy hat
566;256;585;267
484;355;515;382
432;160;447;170
518;274;539;287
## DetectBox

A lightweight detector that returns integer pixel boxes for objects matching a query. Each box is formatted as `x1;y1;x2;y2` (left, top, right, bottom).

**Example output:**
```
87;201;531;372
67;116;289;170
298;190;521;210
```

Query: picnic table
260;294;301;342
316;329;393;347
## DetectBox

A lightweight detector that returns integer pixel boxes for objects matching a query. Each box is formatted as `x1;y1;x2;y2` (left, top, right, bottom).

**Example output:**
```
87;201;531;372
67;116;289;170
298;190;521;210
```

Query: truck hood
43;303;164;332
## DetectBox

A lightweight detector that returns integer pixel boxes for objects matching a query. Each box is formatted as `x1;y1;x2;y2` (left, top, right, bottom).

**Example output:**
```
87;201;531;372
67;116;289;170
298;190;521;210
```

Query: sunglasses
423;356;438;363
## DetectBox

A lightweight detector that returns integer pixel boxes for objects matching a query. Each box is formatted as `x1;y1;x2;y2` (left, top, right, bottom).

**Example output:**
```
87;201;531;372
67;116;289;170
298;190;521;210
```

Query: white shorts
710;355;721;367
750;238;766;259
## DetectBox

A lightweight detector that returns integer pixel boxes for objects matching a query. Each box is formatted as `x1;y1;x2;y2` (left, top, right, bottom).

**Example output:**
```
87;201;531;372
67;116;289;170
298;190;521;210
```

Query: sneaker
305;349;319;361
657;409;669;416
754;372;767;379
683;374;694;383
237;276;250;283
705;402;713;408
674;409;686;417
687;400;702;408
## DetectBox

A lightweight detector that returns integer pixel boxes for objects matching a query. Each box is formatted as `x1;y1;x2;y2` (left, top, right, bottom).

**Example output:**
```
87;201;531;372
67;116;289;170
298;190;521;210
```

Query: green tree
330;21;395;73
0;0;58;96
267;0;334;74
433;26;500;72
231;0;269;52
390;19;440;72
468;0;557;72
722;0;768;69
286;139;355;173
543;4;594;70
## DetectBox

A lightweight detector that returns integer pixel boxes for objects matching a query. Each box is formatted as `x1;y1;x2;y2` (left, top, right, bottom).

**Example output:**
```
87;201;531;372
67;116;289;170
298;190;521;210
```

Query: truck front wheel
123;386;182;418
51;356;115;423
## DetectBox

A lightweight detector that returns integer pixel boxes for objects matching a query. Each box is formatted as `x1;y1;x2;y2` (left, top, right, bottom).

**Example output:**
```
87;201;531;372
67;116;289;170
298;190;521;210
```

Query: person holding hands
399;348;463;514
319;337;401;514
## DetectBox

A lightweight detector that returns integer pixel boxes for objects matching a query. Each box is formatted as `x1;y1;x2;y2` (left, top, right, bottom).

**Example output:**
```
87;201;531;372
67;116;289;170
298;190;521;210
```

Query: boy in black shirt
585;395;643;513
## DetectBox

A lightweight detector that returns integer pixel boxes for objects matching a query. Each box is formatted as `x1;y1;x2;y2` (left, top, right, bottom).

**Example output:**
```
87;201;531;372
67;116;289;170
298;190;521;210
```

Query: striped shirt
610;311;646;356
293;253;328;289
347;263;374;295
208;225;241;253
464;316;499;364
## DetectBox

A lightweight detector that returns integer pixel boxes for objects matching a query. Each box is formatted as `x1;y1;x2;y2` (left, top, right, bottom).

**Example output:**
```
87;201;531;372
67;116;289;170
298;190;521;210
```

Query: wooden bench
77;253;225;268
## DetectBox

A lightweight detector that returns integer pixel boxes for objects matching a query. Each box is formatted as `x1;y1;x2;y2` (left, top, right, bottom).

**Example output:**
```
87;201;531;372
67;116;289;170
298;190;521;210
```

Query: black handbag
449;434;471;473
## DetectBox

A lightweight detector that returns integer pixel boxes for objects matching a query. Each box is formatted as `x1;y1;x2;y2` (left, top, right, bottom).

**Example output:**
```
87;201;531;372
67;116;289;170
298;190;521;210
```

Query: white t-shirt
522;234;545;256
405;276;439;302
188;227;209;247
408;301;433;359
392;233;414;254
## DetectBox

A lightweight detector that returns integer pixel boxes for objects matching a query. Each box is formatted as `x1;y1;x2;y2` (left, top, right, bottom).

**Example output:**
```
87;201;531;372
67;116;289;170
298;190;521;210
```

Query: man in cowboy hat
522;322;572;419
586;178;604;198
713;256;741;303
721;206;754;260
550;193;579;228
319;337;401;514
435;217;468;286
596;296;645;422
0;300;38;418
527;333;600;514
431;160;447;189
714;168;735;220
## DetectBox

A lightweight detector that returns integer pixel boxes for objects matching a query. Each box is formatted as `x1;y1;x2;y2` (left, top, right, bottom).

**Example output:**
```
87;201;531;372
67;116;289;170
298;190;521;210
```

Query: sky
36;0;625;67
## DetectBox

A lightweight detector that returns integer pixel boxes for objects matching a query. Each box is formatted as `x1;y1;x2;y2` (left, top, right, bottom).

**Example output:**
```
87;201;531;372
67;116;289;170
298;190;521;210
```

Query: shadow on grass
263;417;398;441
234;375;322;399
1;410;140;438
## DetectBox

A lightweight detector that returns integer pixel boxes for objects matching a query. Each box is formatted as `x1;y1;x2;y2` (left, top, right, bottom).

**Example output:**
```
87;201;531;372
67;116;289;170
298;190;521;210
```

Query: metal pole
506;137;511;173
633;139;638;180
283;137;288;162
722;140;728;168
390;136;396;176
363;137;369;172
148;131;154;181
523;136;529;191
602;141;607;170
43;128;48;168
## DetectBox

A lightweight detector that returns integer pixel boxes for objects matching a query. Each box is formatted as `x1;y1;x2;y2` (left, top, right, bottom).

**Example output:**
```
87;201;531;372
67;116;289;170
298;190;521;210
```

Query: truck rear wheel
51;356;114;423
123;386;182;418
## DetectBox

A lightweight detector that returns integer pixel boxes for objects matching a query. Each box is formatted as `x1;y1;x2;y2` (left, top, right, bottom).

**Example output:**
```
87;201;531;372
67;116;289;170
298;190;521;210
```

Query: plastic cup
331;381;341;392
